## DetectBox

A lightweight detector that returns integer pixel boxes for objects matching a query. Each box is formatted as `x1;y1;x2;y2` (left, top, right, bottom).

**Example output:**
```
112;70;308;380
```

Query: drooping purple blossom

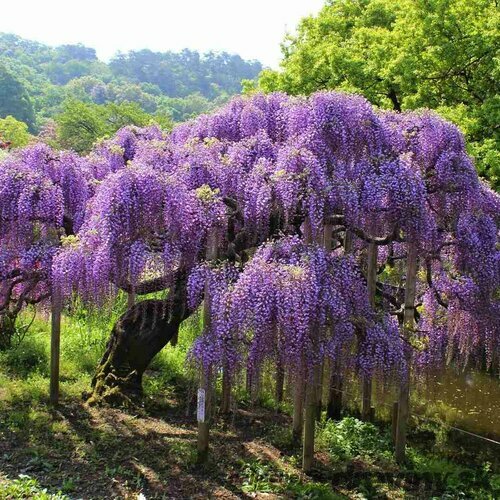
0;91;497;377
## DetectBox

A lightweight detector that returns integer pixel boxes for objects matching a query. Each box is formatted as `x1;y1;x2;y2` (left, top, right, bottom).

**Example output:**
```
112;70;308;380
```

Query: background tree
55;100;172;153
55;100;108;153
0;33;262;131
256;0;500;188
0;65;36;131
0;116;32;148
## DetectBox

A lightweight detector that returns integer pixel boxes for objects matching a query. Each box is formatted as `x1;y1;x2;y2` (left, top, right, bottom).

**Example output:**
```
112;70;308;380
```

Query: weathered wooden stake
391;401;399;443
127;291;135;309
362;242;378;421
251;370;261;405
302;221;329;471
315;361;324;421
303;365;320;472
327;228;351;420
197;232;218;463
292;375;304;442
197;367;212;463
245;367;252;395
361;377;373;421
50;288;61;405
327;357;343;420
275;359;284;405
221;365;231;414
395;242;418;464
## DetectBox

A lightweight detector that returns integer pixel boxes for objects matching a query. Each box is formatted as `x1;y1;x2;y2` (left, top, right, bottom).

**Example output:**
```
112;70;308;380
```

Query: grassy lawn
0;309;498;499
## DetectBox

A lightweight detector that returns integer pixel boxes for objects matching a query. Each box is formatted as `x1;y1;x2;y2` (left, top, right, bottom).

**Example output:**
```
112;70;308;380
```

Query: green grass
0;297;198;406
0;474;67;499
0;302;498;498
313;416;500;499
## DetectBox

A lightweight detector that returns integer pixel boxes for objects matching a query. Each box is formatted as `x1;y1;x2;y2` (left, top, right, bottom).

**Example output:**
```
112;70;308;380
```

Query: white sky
0;0;326;68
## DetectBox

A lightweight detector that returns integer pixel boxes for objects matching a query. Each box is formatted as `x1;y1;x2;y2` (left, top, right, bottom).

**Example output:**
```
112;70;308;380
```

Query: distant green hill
0;33;263;129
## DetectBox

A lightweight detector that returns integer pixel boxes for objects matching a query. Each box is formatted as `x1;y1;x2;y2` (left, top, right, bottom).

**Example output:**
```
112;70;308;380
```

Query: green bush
0;474;67;500
316;417;393;464
0;334;48;378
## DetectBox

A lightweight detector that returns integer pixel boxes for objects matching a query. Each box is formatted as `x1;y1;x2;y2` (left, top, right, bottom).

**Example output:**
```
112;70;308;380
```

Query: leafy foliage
256;0;500;188
0;115;32;148
0;65;36;131
0;474;67;500
55;100;170;153
0;33;262;134
317;416;393;464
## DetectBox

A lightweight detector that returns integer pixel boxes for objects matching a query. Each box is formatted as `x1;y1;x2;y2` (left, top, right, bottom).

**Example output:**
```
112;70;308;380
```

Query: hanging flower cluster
0;91;498;374
188;237;407;378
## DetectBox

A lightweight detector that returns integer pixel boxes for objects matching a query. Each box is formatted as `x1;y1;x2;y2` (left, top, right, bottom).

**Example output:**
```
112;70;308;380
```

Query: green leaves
259;0;500;189
0;116;32;148
0;65;36;131
54;100;171;154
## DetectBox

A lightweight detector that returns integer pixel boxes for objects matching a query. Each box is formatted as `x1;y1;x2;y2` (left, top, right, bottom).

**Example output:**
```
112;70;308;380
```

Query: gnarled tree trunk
87;280;190;406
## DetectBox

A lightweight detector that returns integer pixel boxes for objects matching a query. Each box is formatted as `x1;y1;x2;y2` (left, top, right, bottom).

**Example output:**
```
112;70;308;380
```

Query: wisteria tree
1;94;498;438
0;144;89;348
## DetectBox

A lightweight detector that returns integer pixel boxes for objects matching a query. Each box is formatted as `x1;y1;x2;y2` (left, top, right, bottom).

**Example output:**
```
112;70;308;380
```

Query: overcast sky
0;0;326;68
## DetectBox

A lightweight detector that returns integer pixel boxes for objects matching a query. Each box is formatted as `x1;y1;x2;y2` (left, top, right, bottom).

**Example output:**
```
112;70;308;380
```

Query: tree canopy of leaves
55;100;172;153
0;116;32;148
0;65;36;131
0;33;262;131
256;0;500;188
109;49;262;99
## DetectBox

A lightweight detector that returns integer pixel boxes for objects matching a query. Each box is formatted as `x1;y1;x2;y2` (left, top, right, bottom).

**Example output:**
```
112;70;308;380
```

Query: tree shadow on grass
0;390;291;498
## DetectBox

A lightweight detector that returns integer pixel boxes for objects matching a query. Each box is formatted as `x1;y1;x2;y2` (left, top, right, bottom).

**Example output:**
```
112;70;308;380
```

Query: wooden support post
245;366;252;395
197;232;218;463
392;401;399;443
303;365;320;472
362;242;377;421
303;220;330;470
326;228;351;420
127;291;135;309
327;357;343;420
343;229;353;254
221;366;231;414
361;377;373;421
197;367;211;463
50;288;61;405
315;361;324;421
275;360;284;406
395;242;418;464
251;370;261;405
293;218;315;443
292;375;304;442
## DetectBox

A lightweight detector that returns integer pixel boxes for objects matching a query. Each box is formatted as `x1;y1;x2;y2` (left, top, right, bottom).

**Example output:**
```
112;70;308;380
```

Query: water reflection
343;369;500;439
411;369;500;439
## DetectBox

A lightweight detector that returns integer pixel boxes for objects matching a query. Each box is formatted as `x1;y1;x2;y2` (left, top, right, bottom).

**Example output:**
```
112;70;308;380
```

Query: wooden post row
50;287;62;405
395;242;418;463
197;232;218;463
326;228;351;421
362;242;378;421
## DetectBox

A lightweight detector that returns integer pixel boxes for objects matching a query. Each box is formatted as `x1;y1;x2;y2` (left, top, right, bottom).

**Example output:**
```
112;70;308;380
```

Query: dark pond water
410;369;500;439
343;369;500;440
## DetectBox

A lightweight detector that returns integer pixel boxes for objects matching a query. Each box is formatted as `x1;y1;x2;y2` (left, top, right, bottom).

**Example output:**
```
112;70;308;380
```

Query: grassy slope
0;307;498;499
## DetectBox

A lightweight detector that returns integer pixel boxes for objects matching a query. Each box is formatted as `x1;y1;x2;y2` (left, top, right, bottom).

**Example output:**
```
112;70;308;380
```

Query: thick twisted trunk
87;280;190;406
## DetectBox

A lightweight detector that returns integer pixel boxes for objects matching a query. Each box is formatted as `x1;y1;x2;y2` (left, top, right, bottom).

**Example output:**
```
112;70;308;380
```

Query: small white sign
197;388;206;423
